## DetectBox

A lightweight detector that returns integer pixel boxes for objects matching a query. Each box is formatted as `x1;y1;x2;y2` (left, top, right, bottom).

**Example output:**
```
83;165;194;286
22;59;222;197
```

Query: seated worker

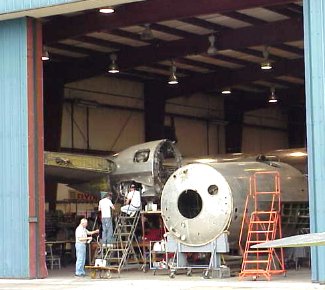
121;184;141;217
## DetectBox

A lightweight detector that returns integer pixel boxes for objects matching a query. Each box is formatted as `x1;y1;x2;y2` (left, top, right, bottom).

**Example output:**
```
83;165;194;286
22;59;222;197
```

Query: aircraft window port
178;189;202;219
208;185;219;195
134;149;150;163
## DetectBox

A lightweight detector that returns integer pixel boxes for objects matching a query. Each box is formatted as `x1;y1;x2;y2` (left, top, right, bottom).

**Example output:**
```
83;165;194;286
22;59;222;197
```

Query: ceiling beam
162;58;304;99
48;18;303;83
43;0;296;44
224;86;305;112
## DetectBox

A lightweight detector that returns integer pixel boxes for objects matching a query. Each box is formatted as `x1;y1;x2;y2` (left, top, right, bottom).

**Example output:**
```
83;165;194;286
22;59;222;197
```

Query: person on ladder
98;191;115;248
121;184;141;217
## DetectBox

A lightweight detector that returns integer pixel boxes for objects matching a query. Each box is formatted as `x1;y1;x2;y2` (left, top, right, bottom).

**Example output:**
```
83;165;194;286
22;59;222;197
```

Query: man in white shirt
121;184;141;216
75;218;99;277
98;192;115;247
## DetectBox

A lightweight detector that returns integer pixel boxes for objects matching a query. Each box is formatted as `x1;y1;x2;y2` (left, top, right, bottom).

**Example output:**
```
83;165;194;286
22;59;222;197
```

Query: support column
43;76;64;211
304;1;325;283
0;18;46;278
43;76;64;151
144;82;166;141
224;99;243;153
287;107;306;148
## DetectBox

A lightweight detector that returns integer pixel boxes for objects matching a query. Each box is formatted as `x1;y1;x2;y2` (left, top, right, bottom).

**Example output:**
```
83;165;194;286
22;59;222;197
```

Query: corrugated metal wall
0;18;29;278
0;0;77;13
304;0;325;284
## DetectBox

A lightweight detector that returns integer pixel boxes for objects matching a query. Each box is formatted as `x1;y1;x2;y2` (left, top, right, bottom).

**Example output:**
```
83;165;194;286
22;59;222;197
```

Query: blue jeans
75;243;86;275
102;217;113;244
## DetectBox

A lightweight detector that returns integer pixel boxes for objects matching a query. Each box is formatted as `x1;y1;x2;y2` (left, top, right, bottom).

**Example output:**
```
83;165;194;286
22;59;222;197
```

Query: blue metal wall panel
0;18;29;278
0;0;79;14
304;0;325;283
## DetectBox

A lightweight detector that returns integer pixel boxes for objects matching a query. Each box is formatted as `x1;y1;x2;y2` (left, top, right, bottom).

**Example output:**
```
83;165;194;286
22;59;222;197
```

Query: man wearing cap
98;192;115;247
121;184;141;217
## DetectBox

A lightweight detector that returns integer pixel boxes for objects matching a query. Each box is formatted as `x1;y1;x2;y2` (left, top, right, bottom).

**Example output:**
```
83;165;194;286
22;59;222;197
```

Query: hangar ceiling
42;0;305;112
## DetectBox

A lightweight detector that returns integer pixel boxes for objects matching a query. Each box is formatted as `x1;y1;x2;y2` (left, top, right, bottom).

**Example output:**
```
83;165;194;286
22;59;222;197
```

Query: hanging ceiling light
221;88;231;94
261;46;272;70
99;7;115;13
268;87;278;103
41;48;50;61
207;34;217;55
140;24;154;41
168;61;178;85
108;53;119;73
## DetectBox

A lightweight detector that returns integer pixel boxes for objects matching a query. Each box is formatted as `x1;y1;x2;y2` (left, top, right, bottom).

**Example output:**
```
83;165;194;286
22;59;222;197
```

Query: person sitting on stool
121;184;141;217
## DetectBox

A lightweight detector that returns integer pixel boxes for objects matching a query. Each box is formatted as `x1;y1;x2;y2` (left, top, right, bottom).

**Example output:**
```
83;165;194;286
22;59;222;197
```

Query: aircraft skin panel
251;232;325;248
44;151;114;183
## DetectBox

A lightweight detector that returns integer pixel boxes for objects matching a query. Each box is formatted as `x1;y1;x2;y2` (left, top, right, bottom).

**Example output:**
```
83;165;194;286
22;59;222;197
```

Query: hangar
0;0;324;284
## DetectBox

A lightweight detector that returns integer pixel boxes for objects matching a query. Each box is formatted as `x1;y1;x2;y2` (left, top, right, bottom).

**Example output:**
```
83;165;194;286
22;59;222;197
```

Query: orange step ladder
239;171;286;281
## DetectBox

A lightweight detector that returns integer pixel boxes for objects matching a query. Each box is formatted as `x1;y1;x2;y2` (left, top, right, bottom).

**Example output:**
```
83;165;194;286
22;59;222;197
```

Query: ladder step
246;240;268;244
243;260;269;264
245;250;270;254
116;233;132;236
240;270;271;274
250;221;276;224
248;230;273;233
119;216;137;220
107;257;123;261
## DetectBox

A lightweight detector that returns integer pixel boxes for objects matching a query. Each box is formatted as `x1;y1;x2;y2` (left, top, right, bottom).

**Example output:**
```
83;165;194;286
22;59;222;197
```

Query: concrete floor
0;266;323;290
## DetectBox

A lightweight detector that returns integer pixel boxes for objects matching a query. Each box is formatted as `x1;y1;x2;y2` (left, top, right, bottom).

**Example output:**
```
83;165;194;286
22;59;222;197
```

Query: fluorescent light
207;34;217;55
288;152;307;157
261;61;272;70
268;87;278;103
168;62;178;85
221;88;231;94
261;46;272;70
42;49;49;61
108;53;119;74
140;24;154;41
99;7;115;13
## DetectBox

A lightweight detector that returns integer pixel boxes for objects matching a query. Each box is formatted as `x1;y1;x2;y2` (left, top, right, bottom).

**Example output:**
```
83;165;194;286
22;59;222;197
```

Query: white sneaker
129;211;136;217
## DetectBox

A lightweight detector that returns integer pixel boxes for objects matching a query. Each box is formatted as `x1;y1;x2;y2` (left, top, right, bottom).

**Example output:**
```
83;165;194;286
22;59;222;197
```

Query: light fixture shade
108;53;119;73
168;62;178;85
261;61;272;70
268;87;278;103
207;34;217;55
99;7;115;13
140;24;154;40
168;72;178;85
221;88;231;94
261;46;272;70
42;49;49;61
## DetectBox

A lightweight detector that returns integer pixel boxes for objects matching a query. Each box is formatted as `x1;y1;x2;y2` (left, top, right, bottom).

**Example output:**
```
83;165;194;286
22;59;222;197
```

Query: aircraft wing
251;232;325;248
44;151;114;184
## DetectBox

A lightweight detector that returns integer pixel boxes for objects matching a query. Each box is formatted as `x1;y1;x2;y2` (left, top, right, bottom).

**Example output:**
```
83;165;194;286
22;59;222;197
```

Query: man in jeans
75;218;99;277
98;192;115;247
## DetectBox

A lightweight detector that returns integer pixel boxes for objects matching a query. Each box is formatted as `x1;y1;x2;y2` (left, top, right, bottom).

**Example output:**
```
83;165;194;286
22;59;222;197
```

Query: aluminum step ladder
101;210;143;275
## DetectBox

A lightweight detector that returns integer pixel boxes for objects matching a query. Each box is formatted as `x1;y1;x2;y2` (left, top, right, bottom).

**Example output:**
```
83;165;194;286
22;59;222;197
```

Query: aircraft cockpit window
134;149;150;163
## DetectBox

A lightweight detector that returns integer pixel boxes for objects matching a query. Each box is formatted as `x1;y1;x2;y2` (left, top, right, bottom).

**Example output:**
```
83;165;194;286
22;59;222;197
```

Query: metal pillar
304;0;325;283
0;17;46;278
144;82;166;141
224;99;243;153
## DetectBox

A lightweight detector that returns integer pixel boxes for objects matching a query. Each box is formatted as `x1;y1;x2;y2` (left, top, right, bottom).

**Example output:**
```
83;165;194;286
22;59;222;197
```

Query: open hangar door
40;0;309;280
